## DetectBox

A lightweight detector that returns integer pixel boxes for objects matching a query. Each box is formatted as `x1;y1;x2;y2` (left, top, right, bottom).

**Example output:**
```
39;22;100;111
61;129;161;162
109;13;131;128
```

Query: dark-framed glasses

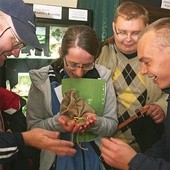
0;27;25;49
114;26;140;40
64;58;95;71
0;27;11;38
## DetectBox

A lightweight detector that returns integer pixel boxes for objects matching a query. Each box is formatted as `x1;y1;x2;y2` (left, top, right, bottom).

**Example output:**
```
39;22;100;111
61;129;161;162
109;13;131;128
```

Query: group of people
101;16;170;170
96;1;167;153
0;0;169;170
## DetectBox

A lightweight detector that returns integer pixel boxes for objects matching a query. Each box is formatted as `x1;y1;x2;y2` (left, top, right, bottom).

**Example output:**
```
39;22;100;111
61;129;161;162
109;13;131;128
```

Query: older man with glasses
0;0;76;166
96;1;168;154
0;26;25;67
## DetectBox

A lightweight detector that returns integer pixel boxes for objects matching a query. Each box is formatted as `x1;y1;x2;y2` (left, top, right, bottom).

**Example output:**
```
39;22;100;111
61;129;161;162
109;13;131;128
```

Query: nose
74;68;85;78
11;48;21;58
125;33;133;41
140;64;148;75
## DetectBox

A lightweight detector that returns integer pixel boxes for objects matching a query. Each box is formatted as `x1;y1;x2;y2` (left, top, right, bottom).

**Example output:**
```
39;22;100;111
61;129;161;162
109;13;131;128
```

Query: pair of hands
100;104;165;169
140;104;165;123
22;128;76;156
58;112;97;133
22;113;97;156
101;137;137;170
23;105;163;159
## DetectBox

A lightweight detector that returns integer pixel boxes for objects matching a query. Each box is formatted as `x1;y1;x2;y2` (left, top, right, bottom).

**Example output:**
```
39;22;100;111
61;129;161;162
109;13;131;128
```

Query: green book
62;78;106;142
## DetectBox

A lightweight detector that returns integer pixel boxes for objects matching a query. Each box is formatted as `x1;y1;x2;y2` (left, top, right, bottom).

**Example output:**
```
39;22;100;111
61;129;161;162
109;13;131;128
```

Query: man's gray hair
138;17;170;48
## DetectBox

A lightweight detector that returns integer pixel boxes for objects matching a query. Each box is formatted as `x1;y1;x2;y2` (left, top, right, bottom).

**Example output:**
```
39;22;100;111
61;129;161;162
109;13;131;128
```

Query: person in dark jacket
100;17;170;170
0;0;76;166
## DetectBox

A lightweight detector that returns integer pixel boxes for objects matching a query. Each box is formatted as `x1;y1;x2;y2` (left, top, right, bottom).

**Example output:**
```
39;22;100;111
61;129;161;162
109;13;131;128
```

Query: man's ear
112;22;116;33
112;22;115;30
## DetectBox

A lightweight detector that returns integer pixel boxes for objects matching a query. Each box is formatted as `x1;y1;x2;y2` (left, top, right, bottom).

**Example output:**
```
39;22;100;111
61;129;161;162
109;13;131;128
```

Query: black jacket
129;90;170;170
0;128;24;163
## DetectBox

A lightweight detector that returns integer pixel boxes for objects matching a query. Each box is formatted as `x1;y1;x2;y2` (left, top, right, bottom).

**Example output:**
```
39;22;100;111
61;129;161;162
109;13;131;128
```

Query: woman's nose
74;68;85;78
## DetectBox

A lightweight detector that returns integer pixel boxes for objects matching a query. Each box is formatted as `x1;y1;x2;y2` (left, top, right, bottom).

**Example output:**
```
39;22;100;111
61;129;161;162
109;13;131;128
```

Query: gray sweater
26;64;118;170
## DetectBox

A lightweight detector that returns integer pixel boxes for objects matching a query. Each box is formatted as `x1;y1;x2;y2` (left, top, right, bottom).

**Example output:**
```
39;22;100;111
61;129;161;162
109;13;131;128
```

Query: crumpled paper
60;89;95;125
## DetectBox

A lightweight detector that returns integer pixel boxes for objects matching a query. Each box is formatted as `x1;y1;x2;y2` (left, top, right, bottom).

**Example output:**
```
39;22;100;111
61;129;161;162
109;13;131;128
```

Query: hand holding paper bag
59;89;97;132
60;78;106;142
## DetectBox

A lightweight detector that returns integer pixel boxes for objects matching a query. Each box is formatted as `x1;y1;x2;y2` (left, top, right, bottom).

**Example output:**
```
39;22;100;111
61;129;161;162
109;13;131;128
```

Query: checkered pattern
112;53;147;151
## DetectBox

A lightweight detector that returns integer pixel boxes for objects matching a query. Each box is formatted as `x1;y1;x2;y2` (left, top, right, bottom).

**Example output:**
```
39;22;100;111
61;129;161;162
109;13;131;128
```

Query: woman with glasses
26;25;118;170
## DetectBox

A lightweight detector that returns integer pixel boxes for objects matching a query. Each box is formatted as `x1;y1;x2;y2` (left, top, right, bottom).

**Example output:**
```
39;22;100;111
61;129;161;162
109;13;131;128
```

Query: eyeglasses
64;58;95;71
9;27;25;49
114;26;140;40
0;27;25;49
0;27;11;38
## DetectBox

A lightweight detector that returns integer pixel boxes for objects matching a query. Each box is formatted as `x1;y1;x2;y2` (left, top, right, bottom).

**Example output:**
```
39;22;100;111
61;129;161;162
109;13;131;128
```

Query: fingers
101;137;112;147
72;124;82;133
65;122;80;132
142;104;165;123
140;105;149;114
101;138;115;159
58;115;70;125
82;113;97;129
24;129;77;157
37;130;77;156
44;131;60;139
86;113;97;121
101;137;137;170
102;137;130;152
59;113;97;133
152;114;164;123
48;139;77;156
144;104;162;115
59;115;80;132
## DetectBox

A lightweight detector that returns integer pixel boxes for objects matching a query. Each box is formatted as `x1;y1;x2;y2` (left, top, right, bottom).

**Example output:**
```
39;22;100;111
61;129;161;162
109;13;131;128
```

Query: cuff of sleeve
129;153;148;170
14;132;25;148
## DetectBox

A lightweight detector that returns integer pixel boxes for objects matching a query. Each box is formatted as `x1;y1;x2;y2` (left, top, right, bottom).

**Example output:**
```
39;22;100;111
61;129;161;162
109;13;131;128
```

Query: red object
0;87;20;112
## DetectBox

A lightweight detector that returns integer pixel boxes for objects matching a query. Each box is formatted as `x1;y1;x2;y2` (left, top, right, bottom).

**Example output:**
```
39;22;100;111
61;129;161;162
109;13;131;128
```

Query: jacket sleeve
0;132;25;163
129;153;170;170
88;65;118;136
26;75;64;132
144;137;164;158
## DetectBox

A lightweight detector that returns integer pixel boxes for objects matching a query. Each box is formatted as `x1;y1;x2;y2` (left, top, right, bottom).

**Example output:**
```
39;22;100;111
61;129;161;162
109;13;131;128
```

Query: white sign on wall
33;4;62;19
24;0;77;8
161;0;170;10
69;8;88;21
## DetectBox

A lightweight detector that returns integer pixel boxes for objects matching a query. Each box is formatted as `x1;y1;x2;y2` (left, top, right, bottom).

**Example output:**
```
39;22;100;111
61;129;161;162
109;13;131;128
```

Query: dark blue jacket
0;130;24;163
129;90;170;170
